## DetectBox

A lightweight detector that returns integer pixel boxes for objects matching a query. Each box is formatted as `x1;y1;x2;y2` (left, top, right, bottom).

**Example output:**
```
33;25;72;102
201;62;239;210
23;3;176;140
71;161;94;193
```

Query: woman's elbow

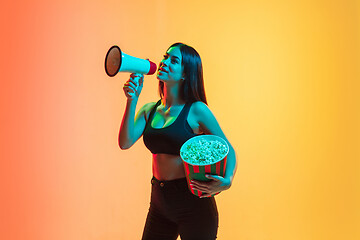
118;140;132;150
119;144;130;150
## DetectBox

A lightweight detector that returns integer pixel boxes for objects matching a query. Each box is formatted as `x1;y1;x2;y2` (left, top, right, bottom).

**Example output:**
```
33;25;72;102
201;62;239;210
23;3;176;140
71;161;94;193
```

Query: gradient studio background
0;0;359;239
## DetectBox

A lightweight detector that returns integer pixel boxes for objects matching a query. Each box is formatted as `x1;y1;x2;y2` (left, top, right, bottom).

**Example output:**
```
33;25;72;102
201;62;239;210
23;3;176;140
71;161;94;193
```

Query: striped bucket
180;135;229;197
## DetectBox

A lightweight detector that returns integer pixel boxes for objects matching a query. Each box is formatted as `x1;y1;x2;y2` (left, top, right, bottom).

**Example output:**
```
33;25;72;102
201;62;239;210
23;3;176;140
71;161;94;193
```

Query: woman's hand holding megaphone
123;73;144;100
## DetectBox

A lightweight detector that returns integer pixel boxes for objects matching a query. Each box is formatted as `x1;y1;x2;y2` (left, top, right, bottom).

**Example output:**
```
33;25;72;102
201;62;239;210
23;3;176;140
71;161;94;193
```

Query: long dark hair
158;42;207;105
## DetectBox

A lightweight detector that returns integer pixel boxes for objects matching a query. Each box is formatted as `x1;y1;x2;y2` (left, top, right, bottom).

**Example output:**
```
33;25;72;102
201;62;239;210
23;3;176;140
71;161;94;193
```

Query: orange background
1;0;359;239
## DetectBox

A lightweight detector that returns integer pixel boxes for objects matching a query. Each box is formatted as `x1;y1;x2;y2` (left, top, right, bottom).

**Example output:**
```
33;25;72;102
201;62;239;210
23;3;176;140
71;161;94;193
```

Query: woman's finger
129;76;142;87
125;81;136;88
123;83;136;92
130;73;138;78
125;87;135;94
200;193;212;198
191;179;214;187
191;182;211;191
191;184;208;192
139;75;144;85
130;73;143;79
205;175;222;181
192;187;210;196
127;78;138;86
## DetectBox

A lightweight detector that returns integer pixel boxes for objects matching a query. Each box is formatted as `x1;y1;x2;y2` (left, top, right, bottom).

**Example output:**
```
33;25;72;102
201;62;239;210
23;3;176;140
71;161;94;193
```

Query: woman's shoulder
189;101;212;120
188;101;217;134
142;101;158;108
139;100;160;120
190;101;209;113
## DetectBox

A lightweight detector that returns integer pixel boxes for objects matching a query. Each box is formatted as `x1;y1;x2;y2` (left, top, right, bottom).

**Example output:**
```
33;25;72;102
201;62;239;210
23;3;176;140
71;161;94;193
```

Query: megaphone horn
105;45;157;77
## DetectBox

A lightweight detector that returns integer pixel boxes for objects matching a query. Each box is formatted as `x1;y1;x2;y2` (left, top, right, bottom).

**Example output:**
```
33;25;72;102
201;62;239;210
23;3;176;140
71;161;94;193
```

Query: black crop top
143;99;201;155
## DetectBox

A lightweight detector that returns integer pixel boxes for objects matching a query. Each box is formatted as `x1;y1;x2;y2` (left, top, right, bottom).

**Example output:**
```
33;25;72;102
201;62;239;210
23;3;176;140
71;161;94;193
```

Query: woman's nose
162;58;169;66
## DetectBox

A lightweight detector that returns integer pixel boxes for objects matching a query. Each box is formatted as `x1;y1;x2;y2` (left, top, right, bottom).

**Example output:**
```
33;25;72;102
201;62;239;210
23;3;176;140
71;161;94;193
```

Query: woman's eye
163;55;178;64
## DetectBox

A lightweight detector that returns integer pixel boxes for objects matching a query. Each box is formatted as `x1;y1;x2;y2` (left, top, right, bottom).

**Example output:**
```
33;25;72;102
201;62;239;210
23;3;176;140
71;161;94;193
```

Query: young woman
119;42;237;240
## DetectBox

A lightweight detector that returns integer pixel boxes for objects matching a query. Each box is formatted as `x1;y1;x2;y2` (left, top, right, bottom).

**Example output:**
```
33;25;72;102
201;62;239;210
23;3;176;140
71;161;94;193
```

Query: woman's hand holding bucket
190;175;231;198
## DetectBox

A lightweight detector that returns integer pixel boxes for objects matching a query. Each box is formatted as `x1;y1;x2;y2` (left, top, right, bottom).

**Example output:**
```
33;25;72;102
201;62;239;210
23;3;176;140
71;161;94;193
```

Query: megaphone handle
130;74;142;92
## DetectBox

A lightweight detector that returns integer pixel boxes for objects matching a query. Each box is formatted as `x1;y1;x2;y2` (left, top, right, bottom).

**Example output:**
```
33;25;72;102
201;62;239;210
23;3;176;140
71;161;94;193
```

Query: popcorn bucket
180;135;229;197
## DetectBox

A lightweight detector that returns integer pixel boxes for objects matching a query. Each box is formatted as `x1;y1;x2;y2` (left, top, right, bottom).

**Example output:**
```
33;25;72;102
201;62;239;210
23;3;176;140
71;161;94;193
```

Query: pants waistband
151;176;188;189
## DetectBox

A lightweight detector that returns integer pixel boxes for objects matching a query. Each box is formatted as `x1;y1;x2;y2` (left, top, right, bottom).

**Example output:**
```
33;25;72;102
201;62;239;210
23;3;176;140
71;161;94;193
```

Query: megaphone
105;45;157;77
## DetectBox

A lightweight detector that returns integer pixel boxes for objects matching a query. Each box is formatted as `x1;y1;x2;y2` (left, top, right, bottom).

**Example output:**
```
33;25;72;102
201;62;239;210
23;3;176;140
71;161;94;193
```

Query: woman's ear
181;73;186;81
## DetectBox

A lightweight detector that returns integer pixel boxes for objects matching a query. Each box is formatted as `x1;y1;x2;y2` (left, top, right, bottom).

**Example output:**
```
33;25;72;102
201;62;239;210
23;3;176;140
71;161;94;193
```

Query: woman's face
157;46;184;83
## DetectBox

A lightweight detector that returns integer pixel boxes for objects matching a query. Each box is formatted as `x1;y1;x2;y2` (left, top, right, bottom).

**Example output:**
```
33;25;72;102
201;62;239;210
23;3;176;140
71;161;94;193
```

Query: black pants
141;176;218;240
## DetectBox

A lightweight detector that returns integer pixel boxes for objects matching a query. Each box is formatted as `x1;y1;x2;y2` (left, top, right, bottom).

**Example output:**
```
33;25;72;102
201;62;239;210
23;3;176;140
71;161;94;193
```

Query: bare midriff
152;153;186;181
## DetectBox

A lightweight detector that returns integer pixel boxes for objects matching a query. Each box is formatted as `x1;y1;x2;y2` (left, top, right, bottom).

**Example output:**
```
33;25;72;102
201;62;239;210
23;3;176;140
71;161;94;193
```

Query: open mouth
159;67;168;73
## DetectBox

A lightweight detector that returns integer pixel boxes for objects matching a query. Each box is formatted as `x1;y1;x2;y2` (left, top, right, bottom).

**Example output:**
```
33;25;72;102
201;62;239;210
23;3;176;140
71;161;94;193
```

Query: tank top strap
177;101;192;121
147;99;162;124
